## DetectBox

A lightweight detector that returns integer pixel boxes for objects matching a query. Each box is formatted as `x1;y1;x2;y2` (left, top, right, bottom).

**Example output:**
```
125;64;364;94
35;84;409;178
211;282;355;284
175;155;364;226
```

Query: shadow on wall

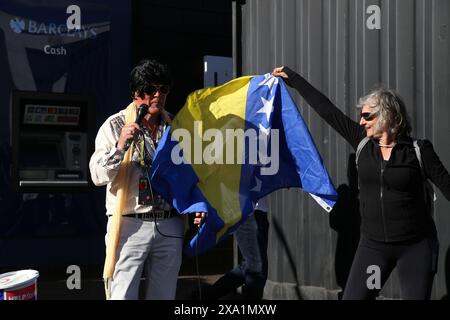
271;217;303;300
328;153;361;299
442;245;450;300
269;153;361;300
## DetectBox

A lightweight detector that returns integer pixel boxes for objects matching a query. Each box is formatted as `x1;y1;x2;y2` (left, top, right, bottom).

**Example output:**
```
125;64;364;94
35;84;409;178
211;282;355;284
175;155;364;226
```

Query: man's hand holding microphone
116;104;149;152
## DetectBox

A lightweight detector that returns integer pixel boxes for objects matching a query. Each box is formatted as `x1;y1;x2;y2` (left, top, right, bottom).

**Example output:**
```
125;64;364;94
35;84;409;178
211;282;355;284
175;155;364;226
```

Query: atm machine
10;91;94;192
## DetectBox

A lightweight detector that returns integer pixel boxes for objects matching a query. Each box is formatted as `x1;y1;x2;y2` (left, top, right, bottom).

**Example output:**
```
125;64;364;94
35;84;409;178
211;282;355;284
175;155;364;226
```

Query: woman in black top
272;66;450;300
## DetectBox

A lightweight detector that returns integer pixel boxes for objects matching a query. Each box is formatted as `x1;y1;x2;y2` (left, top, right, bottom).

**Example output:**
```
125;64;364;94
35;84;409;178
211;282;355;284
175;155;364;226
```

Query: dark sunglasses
143;84;170;95
360;111;378;121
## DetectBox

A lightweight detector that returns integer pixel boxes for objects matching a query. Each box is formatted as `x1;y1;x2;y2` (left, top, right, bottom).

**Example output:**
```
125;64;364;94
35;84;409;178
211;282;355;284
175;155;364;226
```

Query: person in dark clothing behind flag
191;197;269;300
273;66;450;300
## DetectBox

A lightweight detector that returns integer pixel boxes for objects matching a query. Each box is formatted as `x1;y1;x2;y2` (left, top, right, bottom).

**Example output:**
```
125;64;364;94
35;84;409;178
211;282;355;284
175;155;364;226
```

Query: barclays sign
9;17;25;33
1;4;111;93
9;17;97;38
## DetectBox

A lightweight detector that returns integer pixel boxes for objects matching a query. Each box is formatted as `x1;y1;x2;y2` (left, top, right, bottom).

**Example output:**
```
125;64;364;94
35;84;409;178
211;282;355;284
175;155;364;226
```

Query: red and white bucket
0;270;39;300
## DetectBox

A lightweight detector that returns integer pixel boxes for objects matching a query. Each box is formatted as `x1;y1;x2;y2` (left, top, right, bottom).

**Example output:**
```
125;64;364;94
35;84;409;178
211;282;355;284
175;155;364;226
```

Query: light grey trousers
105;215;185;300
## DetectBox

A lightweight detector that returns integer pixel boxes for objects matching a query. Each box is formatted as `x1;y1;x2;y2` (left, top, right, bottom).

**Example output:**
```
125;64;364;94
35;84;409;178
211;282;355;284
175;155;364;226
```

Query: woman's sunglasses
143;84;170;95
360;111;378;121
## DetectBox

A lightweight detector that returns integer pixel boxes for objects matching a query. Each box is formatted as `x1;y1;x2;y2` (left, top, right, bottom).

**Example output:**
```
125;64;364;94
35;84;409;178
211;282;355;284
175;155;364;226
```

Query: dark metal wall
241;0;450;299
133;0;232;115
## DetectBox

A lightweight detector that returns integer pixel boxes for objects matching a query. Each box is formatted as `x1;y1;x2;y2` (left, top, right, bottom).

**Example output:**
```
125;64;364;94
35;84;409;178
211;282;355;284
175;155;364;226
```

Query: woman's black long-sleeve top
283;67;450;242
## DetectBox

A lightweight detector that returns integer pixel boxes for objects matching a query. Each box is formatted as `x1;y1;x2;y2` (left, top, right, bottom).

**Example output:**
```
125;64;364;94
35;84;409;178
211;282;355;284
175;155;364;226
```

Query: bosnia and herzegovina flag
150;74;338;256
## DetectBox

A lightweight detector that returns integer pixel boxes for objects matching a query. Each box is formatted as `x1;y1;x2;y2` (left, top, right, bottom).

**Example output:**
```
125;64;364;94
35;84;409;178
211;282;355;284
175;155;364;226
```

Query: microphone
135;103;149;125
123;104;149;151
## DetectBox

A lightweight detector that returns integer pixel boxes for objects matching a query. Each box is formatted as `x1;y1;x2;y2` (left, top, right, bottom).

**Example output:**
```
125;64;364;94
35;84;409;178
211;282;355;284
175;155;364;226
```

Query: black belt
123;209;178;220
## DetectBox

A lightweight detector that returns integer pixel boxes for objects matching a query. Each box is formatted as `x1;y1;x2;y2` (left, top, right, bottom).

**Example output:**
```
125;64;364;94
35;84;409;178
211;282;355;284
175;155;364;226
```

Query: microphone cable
153;214;184;239
195;224;202;300
153;213;204;300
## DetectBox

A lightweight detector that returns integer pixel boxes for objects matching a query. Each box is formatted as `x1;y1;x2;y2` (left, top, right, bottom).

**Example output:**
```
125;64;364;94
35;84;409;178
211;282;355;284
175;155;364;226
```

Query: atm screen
19;137;64;168
23;104;80;126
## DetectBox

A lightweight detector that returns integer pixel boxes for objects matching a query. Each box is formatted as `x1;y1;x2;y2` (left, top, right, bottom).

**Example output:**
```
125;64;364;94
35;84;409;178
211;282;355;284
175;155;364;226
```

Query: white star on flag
258;73;279;95
257;96;274;123
251;177;262;192
259;123;270;136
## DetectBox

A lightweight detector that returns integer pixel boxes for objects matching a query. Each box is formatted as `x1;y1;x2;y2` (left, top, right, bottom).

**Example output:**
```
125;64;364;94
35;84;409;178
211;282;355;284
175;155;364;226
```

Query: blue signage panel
0;1;131;267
